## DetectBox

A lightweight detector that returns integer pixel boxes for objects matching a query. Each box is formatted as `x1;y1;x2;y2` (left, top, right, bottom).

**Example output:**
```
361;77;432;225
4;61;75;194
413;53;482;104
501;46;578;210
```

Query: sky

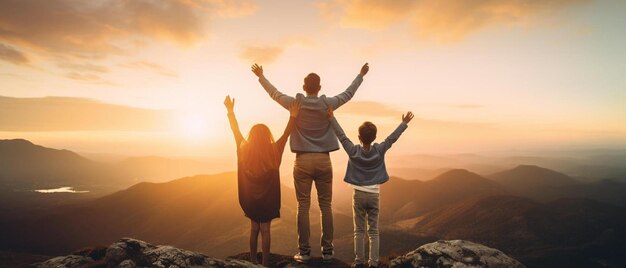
1;0;625;159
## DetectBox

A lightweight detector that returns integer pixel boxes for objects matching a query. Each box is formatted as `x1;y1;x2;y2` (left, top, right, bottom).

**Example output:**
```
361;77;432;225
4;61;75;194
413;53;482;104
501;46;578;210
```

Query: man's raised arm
326;63;369;109
252;63;294;110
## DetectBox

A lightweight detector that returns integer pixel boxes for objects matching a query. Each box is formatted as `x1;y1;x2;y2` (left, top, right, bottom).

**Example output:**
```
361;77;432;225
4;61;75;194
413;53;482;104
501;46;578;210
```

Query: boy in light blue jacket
327;108;414;268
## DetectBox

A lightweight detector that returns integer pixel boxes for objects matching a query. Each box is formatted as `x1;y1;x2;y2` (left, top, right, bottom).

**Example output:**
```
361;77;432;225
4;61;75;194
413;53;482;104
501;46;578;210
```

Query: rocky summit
390;240;525;268
33;238;524;268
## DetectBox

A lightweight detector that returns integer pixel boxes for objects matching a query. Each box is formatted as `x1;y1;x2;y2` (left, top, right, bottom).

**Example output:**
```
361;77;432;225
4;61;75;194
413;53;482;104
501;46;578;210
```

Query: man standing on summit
251;63;369;263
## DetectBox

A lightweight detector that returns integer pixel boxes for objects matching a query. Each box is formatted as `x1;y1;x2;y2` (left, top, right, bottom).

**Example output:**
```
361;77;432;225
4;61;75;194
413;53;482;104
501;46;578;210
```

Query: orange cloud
0;0;256;62
240;46;285;64
321;0;587;41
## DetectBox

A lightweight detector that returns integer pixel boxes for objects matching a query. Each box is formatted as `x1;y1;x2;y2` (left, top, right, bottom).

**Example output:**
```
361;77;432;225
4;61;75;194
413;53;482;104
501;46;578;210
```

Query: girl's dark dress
228;113;295;223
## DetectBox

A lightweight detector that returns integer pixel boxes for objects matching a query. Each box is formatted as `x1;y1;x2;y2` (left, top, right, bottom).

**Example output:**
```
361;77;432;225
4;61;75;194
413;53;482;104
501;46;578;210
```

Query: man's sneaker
351;263;366;268
293;253;311;263
322;253;334;263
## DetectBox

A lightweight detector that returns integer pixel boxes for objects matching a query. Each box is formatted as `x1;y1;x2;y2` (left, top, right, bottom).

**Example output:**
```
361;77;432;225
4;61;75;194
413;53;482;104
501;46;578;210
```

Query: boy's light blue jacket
330;118;408;186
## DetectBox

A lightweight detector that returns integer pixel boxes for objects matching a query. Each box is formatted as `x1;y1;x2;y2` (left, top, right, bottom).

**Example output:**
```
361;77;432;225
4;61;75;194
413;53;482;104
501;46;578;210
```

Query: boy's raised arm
252;63;295;110
327;108;356;154
325;63;368;109
379;111;413;153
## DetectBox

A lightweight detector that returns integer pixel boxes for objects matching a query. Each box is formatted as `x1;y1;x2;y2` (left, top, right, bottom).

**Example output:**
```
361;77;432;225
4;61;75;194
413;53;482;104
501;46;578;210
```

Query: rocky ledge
391;240;525;268
33;238;524;268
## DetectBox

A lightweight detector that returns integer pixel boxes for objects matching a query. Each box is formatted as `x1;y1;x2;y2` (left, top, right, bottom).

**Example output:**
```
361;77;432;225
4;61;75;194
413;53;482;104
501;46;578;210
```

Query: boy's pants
353;189;380;266
293;153;334;255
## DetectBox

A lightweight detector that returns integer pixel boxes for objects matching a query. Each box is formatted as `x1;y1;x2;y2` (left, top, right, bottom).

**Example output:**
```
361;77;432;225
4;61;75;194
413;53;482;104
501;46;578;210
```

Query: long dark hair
239;124;279;177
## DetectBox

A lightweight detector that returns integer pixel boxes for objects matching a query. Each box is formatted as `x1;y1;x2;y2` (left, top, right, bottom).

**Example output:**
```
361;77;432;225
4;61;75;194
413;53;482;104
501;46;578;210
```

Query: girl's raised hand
224;95;235;112
289;99;302;118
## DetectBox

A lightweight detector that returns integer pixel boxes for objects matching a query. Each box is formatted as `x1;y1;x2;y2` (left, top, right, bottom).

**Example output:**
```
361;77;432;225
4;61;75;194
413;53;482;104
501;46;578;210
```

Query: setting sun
177;113;213;140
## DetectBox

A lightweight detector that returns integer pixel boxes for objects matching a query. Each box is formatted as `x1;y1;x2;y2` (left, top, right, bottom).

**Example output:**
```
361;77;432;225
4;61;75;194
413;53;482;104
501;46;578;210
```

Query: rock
390;240;525;268
33;238;263;268
118;259;136;268
33;255;94;268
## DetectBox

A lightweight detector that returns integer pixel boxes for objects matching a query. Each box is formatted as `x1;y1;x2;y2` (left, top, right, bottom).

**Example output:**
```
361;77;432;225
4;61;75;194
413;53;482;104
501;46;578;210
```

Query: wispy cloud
240;46;285;64
339;101;493;129
57;63;110;74
121;61;178;77
0;43;29;65
450;104;484;109
319;0;587;41
64;72;117;86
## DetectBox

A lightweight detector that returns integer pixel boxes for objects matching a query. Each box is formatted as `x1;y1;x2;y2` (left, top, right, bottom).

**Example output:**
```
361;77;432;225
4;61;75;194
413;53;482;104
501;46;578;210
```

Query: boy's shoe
293;253;311;263
321;253;334;263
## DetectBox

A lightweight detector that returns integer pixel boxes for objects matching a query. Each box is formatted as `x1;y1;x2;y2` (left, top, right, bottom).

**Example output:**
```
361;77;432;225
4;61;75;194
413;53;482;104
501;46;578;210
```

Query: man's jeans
353;189;379;266
294;153;334;255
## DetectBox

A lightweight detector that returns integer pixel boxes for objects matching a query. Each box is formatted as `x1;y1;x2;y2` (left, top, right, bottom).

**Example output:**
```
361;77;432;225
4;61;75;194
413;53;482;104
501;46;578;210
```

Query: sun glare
177;114;212;140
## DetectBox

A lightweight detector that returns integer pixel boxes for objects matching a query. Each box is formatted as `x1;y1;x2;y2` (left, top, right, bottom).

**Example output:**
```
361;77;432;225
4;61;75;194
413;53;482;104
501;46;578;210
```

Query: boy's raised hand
251;63;263;77
402;111;414;124
327;107;334;119
224;95;235;113
289;99;302;118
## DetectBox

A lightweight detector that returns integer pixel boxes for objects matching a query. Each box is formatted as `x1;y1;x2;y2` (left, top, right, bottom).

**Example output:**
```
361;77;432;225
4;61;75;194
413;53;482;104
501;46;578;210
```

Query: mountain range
1;139;625;267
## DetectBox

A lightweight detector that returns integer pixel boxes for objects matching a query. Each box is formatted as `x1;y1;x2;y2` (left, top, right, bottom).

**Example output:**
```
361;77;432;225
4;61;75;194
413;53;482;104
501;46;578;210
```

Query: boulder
390;240;525;268
33;238;262;268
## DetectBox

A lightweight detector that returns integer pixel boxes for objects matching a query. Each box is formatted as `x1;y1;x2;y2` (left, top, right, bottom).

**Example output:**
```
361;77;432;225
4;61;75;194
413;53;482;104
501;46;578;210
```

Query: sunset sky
1;0;625;159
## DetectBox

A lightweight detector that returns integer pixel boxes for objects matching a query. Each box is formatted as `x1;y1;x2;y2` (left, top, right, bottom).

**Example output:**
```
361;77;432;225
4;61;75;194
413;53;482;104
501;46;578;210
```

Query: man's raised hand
224;95;235;113
402;111;414;124
360;63;369;76
251;63;263;77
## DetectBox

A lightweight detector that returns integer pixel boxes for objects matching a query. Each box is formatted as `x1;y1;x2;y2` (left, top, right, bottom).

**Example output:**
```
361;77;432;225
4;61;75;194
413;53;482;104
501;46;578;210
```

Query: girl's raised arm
276;100;301;153
224;96;244;147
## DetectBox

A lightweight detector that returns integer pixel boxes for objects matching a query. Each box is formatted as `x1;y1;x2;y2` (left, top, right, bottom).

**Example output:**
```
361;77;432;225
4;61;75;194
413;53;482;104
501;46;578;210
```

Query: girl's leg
250;220;260;264
260;221;272;267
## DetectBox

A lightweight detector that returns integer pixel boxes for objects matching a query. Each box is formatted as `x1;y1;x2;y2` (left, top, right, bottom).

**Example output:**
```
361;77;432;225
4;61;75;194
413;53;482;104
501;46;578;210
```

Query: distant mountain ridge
0;139;222;193
489;165;578;190
0;139;120;191
381;169;505;222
